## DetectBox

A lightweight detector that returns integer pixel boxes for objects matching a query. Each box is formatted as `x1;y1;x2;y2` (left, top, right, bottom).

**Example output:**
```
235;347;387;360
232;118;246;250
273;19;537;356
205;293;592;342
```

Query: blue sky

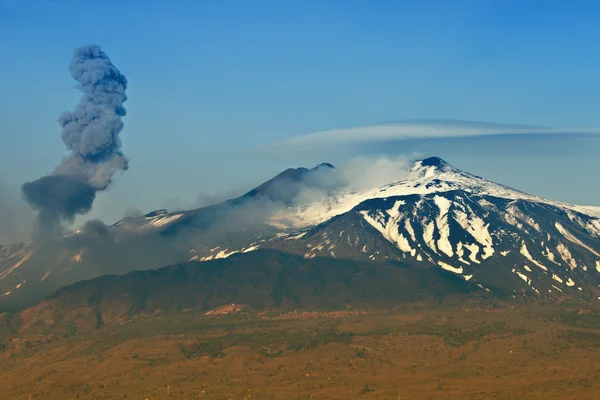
1;0;600;241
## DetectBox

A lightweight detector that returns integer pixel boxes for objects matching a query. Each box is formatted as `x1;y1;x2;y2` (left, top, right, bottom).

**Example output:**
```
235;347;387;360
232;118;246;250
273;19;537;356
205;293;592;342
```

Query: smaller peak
420;156;448;167
145;209;169;218
313;162;335;170
280;167;308;175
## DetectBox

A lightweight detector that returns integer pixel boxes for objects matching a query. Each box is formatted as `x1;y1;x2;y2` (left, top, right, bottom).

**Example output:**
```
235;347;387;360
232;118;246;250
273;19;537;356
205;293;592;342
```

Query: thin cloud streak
269;119;600;150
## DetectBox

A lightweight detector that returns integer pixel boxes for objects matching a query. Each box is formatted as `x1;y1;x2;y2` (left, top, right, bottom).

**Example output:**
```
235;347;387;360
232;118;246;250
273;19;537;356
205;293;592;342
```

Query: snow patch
556;242;577;270
438;261;463;274
242;245;259;253
552;285;564;293
423;221;438;254
555;222;600;258
386;200;405;218
520;242;547;271
512;268;531;286
150;213;183;228
396;234;413;253
404;219;416;242
215;249;239;259
463;243;481;264
506;204;542;232
286;232;307;240
453;209;494;259
456;242;471;265
359;209;414;254
434;195;454;257
542;247;560;265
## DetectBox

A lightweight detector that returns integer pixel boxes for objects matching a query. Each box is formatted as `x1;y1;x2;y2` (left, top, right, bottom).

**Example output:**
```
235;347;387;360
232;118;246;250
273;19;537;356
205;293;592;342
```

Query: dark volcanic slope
10;250;480;333
266;190;600;298
0;165;337;311
3;156;600;312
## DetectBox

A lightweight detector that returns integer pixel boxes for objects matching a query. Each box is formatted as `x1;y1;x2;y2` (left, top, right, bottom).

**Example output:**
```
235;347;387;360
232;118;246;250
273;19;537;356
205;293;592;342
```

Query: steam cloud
340;155;411;191
180;155;414;234
22;45;128;234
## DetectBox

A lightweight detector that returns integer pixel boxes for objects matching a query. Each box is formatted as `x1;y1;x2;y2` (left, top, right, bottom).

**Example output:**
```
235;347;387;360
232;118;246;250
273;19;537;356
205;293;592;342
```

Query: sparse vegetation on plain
2;302;600;399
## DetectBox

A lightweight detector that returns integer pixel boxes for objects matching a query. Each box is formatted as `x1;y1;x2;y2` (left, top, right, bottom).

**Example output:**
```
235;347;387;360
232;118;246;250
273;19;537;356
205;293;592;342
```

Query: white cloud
270;119;600;150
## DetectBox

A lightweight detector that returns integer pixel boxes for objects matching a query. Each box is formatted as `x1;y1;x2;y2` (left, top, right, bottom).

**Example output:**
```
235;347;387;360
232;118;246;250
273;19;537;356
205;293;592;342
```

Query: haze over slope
6;249;479;334
1;156;600;312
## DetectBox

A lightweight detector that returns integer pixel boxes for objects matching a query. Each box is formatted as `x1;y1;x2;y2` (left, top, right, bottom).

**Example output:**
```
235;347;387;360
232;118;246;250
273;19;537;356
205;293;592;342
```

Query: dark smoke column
22;45;129;234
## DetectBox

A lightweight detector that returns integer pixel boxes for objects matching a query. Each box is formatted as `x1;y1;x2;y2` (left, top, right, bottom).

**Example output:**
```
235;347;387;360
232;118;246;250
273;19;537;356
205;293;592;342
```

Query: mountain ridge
4;249;481;334
1;156;600;311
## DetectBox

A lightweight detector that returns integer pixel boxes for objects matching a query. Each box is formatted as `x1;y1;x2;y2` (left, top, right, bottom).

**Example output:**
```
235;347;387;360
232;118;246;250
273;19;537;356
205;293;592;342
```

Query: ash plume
22;45;128;235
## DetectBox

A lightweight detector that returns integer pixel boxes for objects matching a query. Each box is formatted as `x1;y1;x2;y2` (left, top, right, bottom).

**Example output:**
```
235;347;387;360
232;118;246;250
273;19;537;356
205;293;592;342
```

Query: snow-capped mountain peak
268;156;579;230
410;156;451;173
2;155;600;310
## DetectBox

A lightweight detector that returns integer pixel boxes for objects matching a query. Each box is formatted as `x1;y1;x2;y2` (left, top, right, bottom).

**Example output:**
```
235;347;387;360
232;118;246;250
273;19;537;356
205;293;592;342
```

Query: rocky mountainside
267;191;600;297
3;249;478;334
1;156;600;310
186;157;600;298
